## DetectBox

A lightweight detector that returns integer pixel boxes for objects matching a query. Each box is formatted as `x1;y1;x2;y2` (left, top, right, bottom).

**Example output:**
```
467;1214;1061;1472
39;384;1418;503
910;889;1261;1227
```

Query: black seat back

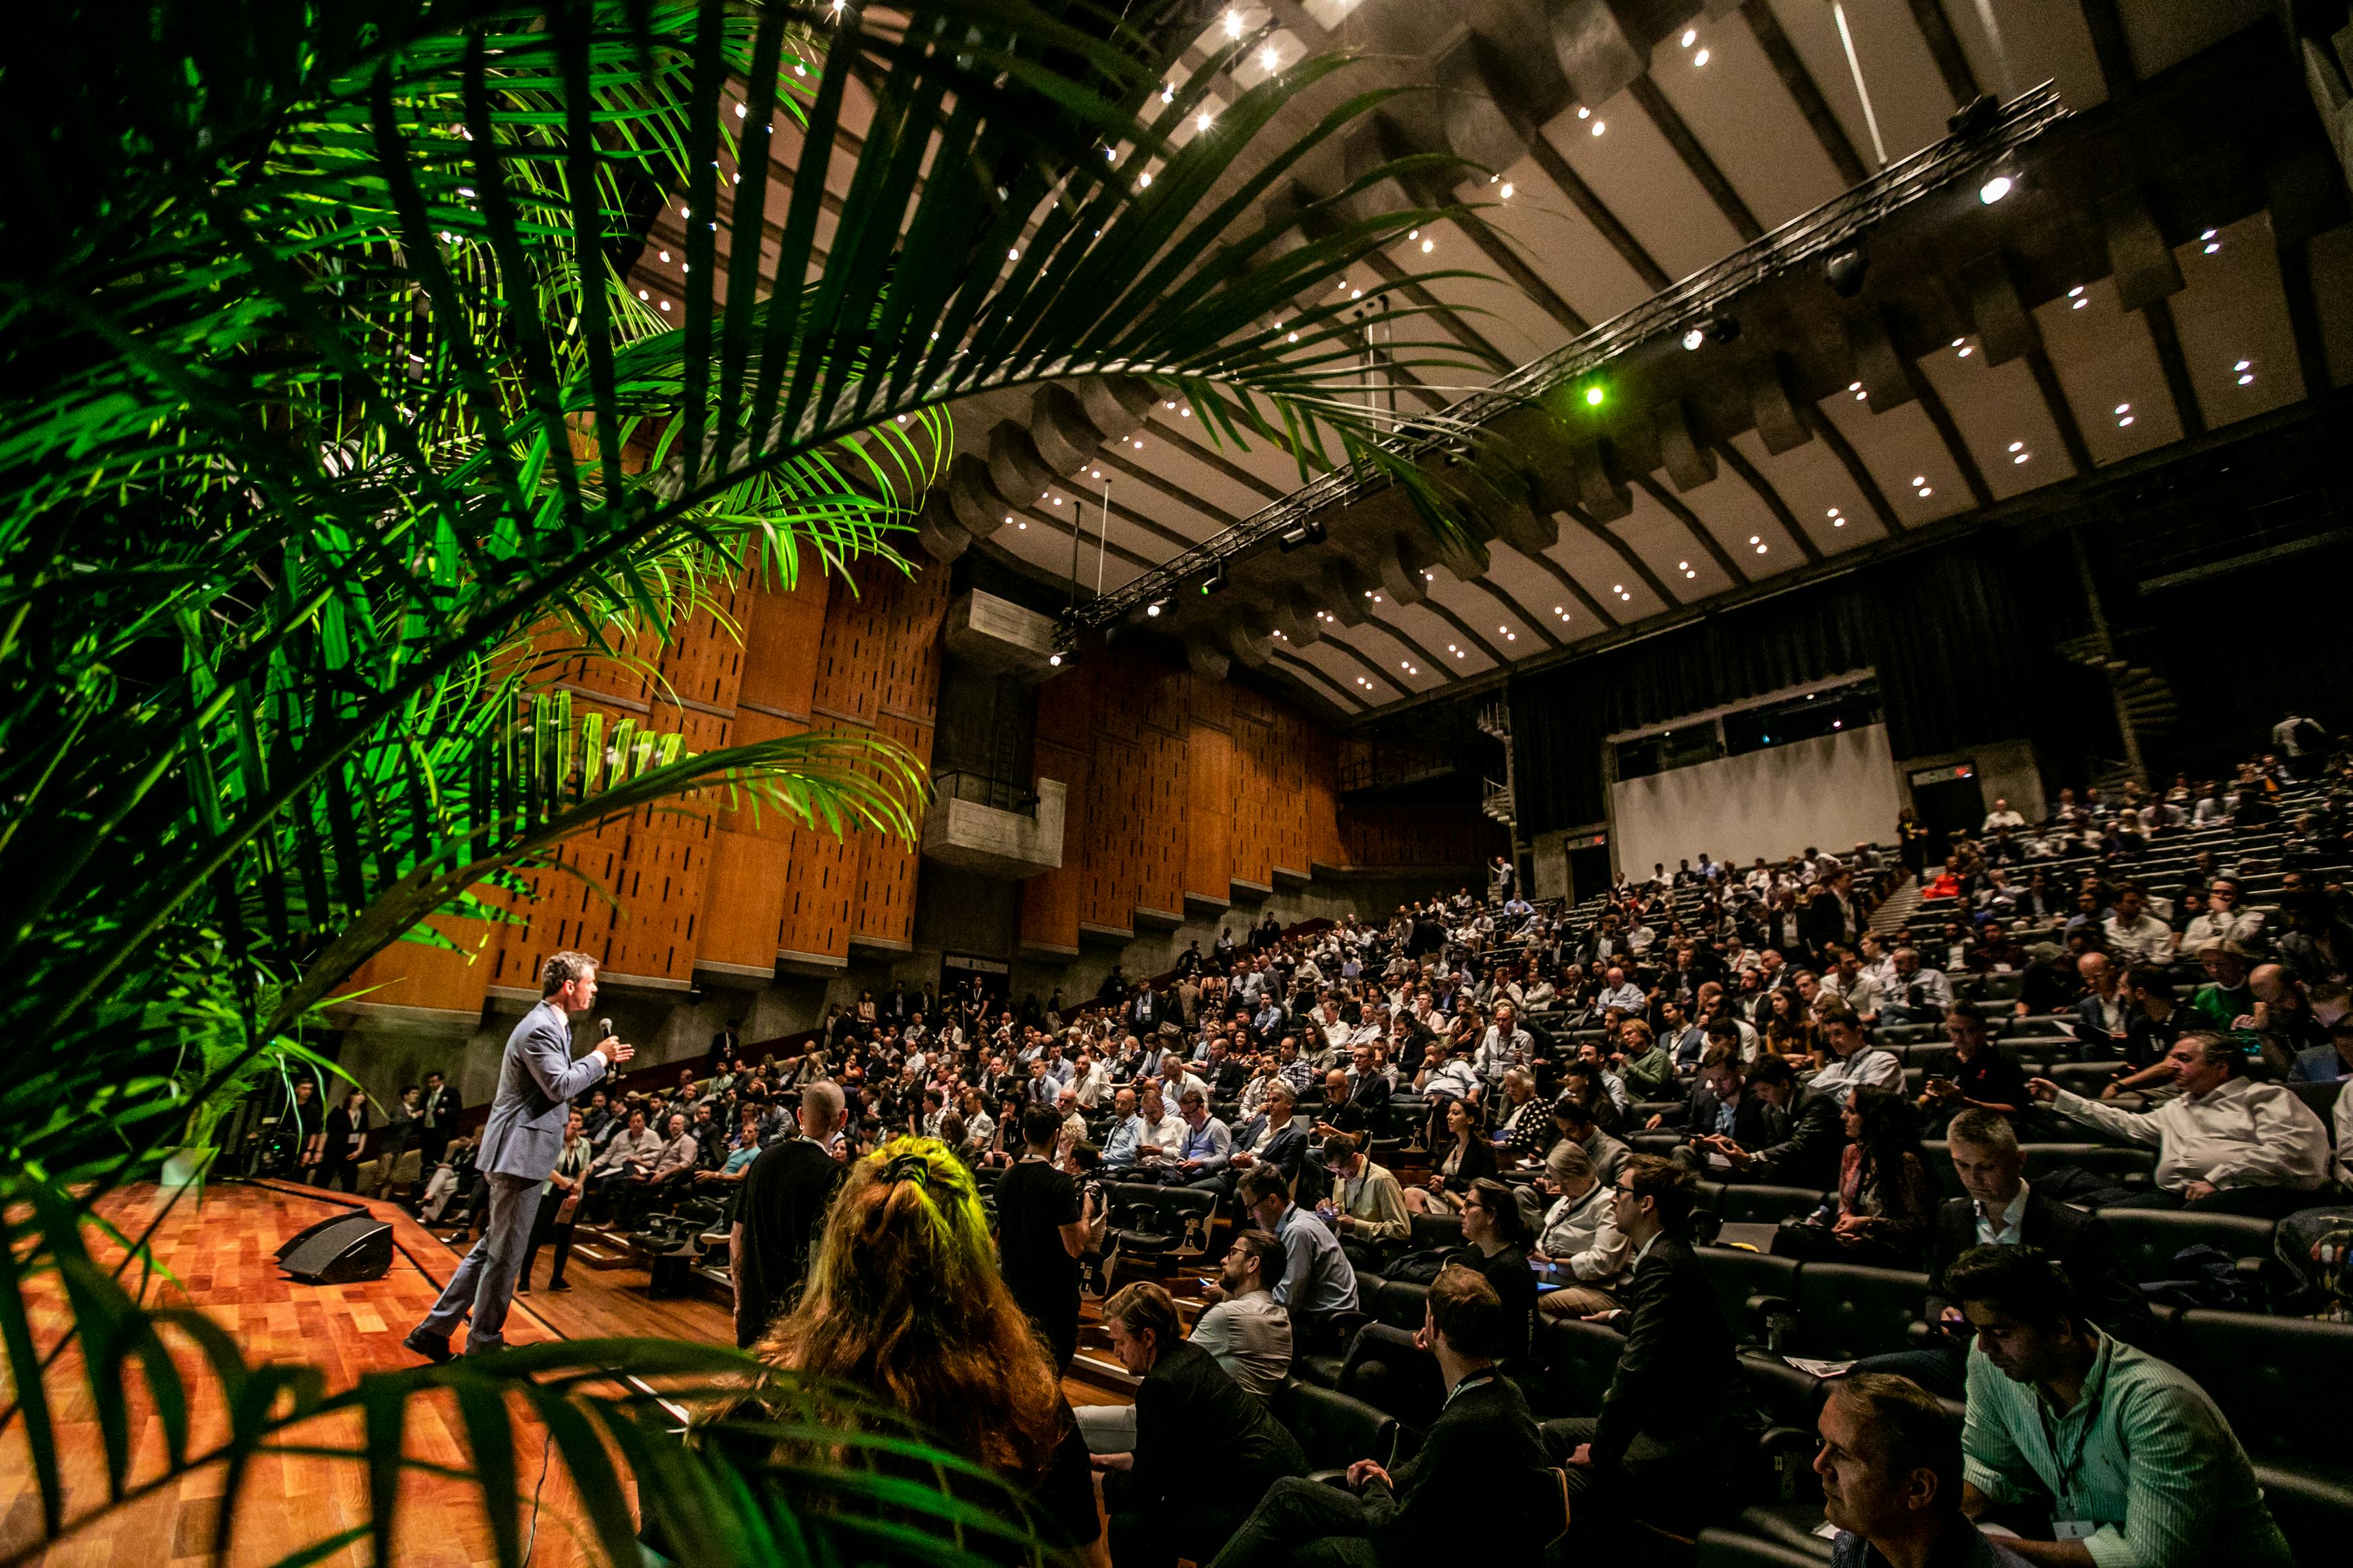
2097;1209;2278;1281
1696;1247;1800;1343
1791;1264;1931;1360
1409;1212;1464;1251
1529;1316;1624;1419
2171;1309;2353;1469
1272;1379;1398;1472
1714;1185;1829;1226
1368;1278;1429;1331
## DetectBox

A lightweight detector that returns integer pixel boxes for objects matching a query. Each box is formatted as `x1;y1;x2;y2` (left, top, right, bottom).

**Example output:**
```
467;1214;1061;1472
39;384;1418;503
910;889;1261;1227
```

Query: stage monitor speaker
278;1210;394;1284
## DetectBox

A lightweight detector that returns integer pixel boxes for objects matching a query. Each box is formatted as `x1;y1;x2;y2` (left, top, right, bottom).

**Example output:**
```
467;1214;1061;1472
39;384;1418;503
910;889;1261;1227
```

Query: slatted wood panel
1341;798;1508;867
850;711;932;949
334;915;495;1016
703;575;830;972
1019;664;1099;951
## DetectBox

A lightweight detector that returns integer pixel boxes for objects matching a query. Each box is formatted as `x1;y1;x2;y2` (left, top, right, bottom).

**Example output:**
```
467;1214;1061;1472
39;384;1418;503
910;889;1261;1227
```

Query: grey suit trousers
420;1171;541;1352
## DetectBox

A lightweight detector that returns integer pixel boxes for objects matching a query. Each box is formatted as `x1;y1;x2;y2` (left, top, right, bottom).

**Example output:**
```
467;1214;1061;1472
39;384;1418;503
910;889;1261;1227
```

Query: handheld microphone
598;1018;614;1039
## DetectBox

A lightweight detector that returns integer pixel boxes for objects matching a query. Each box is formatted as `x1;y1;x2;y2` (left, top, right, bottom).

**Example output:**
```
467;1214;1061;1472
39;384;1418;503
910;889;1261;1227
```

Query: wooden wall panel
1019;737;1090;952
334;915;495;1016
851;712;932;949
1183;725;1232;903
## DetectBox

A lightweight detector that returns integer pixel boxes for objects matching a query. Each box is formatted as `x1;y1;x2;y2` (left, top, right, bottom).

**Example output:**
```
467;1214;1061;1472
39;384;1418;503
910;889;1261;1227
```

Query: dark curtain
1511;543;2041;835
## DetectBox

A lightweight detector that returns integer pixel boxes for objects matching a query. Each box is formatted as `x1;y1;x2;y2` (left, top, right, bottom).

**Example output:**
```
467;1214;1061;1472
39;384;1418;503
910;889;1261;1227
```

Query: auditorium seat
1696;1247;1800;1346
2019;1142;2157;1188
1339;1323;1444;1433
1525;1315;1624;1419
2098;1208;2277;1282
1408;1212;1463;1250
2288;1079;2343;1120
1712;1185;1830;1227
1365;1277;1429;1331
2169;1310;2353;1565
1271;1379;1398;1483
1694;1523;1829;1567
1786;1264;1931;1360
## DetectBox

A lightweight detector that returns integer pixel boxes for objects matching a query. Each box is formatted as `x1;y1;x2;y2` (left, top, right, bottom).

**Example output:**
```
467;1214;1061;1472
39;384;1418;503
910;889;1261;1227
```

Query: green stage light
1584;386;1605;407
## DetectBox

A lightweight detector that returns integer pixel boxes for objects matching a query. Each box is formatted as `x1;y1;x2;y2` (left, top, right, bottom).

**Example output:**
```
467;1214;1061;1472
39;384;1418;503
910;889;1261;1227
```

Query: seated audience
1776;1087;1938;1268
1810;1003;1904;1096
1917;1002;2030;1130
1230;1163;1359;1331
1097;1281;1306;1568
1817;1372;2032;1568
1453;1175;1537;1360
1852;1110;2153;1398
1312;1132;1410;1251
1704;1054;1848;1188
1205;1264;1556;1568
1533;1140;1632;1317
1211;1080;1307;1197
2030;1032;2334;1216
1402;1095;1498;1214
1952;1245;2292;1567
1555;1156;1761;1544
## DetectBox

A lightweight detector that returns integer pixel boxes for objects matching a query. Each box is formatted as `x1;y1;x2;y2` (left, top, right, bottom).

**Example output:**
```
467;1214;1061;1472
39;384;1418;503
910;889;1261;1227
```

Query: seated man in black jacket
1207;1262;1557;1568
1652;1036;1782;1175
1849;1109;2155;1399
1098;1281;1305;1568
1700;1054;1847;1189
1553;1155;1762;1545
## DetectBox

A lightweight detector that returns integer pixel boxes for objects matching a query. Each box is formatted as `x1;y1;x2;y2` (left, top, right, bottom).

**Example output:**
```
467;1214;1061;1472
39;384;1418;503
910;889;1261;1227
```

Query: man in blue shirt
1223;1163;1357;1324
1098;1087;1145;1173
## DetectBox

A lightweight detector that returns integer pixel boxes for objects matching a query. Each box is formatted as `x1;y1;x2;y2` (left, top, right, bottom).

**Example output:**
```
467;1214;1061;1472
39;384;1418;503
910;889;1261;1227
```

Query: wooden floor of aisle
0;1178;1124;1567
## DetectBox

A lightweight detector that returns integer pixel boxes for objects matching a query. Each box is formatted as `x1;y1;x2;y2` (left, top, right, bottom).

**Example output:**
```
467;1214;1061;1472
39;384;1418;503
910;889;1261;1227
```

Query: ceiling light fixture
1693;48;1710;67
1823;244;1869;298
1978;173;2013;204
1590;120;1606;136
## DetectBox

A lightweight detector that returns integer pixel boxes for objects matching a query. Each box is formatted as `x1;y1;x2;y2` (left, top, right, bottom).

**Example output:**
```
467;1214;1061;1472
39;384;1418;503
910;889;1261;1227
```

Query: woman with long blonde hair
747;1136;1107;1561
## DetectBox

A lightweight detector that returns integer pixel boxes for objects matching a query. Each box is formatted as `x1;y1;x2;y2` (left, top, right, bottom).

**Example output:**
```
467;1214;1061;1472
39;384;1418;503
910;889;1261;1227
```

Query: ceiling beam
1567;505;1681;606
1358;250;1515;369
2139;297;2208;440
1715;440;1827;565
2079;0;2139;102
1904;0;1983;108
1636;475;1751;586
1094;446;1244;530
1142;416;1293;503
1412;588;1515;664
2024;347;2096;475
1741;0;1870;188
1458;574;1564;651
1269;645;1371;714
1495;102;1672;292
1450;212;1589;336
2275;235;2332;401
1313;625;1421;688
1503;540;1622;630
1627;76;1763;242
1799;401;1905;534
1360;607;1458;673
1899;358;1995;506
1018;500;1162;575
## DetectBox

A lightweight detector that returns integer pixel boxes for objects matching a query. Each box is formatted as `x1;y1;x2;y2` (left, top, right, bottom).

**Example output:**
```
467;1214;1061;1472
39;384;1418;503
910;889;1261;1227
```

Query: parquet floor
0;1179;1129;1567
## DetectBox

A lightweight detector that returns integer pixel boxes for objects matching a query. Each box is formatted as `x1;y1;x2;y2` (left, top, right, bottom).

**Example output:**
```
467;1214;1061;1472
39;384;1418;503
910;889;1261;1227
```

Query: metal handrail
1065;83;2067;633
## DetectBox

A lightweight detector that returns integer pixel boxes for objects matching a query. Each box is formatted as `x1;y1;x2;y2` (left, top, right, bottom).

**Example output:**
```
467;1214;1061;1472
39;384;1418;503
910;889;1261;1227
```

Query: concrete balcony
920;773;1066;878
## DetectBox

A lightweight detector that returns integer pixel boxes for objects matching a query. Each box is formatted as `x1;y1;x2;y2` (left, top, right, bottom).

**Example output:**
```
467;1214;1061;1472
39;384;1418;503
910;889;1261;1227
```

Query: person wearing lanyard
1950;1245;2290;1566
1203;1262;1555;1567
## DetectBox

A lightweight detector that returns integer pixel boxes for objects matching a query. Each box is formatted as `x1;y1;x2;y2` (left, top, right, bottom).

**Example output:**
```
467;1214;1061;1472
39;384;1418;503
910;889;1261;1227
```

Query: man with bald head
731;1079;847;1348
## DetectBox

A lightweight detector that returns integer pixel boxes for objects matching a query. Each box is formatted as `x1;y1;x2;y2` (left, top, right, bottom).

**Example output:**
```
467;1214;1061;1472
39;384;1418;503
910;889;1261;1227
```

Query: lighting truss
1062;81;2066;638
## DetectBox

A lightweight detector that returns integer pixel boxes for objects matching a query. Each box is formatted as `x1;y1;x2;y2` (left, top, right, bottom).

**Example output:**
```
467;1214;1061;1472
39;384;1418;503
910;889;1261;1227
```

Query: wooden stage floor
1;1178;1124;1567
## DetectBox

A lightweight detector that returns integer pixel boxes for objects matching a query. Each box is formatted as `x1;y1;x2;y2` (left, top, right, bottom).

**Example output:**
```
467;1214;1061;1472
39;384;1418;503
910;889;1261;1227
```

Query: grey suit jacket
477;1001;611;1180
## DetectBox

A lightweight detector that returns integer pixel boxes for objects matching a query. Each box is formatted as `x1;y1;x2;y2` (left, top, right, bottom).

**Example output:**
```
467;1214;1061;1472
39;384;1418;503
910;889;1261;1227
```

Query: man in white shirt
2100;884;2173;966
2180;876;2265;955
1808;1005;1904;1097
1882;948;1954;1024
2030;1032;2333;1217
1981;798;2025;833
1597;966;1647;1016
1821;948;1884;1026
1471;1003;1533;1091
1131;1083;1187;1173
1187;1229;1293;1397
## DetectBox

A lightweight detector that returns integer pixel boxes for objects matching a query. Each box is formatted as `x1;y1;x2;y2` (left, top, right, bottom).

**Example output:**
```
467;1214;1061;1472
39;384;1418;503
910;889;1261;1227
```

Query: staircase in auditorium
1869;873;1922;939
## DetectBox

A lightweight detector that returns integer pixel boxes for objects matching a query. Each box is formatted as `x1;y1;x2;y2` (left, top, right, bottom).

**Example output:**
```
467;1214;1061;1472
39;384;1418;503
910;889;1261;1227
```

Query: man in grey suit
404;950;632;1360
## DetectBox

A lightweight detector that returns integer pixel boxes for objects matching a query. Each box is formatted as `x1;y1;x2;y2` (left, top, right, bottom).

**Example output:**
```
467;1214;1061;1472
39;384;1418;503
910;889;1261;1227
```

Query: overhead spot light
1577;106;1591;119
1501;181;1514;198
1693;48;1709;67
1683;328;1705;351
1261;45;1279;72
1276;518;1328;552
1584;386;1605;407
1823;244;1869;298
1680;28;1696;46
1420;238;1435;253
1979;173;2014;205
1201;561;1229;595
1590;119;1606;137
1197;110;1213;132
1224;8;1242;38
1146;599;1166;618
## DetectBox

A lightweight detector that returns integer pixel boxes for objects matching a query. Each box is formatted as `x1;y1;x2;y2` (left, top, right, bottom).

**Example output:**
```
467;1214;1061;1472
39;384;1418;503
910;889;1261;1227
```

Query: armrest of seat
1747;1293;1797;1354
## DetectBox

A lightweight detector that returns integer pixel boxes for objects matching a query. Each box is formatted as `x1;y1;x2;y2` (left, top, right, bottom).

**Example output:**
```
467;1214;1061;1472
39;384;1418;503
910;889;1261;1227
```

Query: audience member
1097;1282;1306;1568
1206;1263;1556;1568
1533;1140;1632;1317
1816;1372;2031;1568
991;1104;1098;1370
731;1081;848;1349
1951;1245;2292;1566
2030;1032;2334;1216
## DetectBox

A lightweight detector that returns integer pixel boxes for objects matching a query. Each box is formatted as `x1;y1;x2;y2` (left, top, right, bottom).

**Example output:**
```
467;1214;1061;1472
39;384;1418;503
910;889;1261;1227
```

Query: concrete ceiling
627;1;2353;725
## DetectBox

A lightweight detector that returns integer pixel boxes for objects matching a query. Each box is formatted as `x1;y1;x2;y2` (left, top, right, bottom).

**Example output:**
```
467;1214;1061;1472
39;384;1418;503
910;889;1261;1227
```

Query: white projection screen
1609;724;1905;878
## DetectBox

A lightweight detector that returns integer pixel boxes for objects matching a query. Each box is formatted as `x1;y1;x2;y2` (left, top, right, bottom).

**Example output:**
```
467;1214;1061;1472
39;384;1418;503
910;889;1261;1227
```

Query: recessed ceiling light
1261;45;1279;71
1755;544;1767;554
735;104;747;118
1916;487;1931;497
1693;48;1710;67
1683;328;1705;351
2203;241;2221;255
1677;561;1689;570
1847;381;1862;392
1911;476;1925;487
2201;229;2218;241
1590;120;1605;136
1979;174;2013;204
1681;28;1696;46
2008;441;2024;452
2012;452;2030;464
2068;286;2083;298
2237;372;2254;385
1952;337;1966;347
1683;569;1696;578
1577;106;1591;119
2117;416;2133;427
2234;359;2251;372
1501;182;1514;198
1958;345;1973;357
2114;403;2130;415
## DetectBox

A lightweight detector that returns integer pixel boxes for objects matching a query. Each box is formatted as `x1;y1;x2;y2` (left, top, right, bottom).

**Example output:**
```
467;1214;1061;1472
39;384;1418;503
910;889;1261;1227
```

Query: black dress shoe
516;1280;531;1294
548;1280;573;1292
402;1327;453;1364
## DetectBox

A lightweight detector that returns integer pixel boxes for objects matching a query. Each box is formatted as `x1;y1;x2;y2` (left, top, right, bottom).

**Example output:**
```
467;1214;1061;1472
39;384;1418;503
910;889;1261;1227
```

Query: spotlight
1947;93;1999;138
1584;385;1605;407
1145;599;1166;618
1276;518;1327;552
1683;328;1705;352
1978;172;2014;205
1823;245;1869;298
1681;315;1741;349
1201;561;1230;595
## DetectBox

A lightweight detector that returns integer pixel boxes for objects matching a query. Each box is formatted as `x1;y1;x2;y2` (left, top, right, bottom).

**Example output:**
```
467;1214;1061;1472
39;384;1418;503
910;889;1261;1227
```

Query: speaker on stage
277;1209;393;1284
